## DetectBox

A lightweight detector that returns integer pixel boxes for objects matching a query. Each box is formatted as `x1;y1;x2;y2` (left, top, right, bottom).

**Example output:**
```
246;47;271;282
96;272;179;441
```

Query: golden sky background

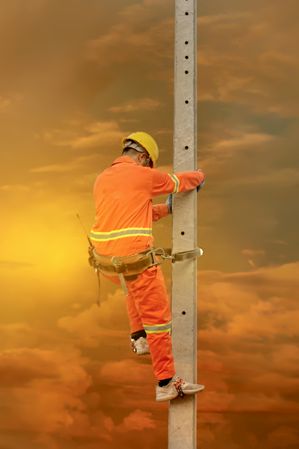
0;0;299;448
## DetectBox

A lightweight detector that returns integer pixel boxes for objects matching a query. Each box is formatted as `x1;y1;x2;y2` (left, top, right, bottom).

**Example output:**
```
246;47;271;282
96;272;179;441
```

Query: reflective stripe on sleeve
90;227;152;242
143;321;172;334
168;174;180;193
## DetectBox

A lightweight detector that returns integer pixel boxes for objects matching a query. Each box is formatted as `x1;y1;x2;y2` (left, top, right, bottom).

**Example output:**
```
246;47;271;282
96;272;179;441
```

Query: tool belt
89;246;203;304
89;247;159;280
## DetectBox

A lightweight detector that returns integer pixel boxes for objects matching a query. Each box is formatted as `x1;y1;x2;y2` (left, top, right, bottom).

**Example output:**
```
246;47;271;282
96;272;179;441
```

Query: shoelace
174;377;185;398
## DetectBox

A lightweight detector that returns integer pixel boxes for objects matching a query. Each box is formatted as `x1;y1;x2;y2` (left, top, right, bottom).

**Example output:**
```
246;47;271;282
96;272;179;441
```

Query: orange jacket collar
111;155;138;166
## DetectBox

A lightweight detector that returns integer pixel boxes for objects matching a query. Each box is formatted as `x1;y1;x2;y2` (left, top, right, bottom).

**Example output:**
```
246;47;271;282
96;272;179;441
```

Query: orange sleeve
152;204;169;222
151;169;205;196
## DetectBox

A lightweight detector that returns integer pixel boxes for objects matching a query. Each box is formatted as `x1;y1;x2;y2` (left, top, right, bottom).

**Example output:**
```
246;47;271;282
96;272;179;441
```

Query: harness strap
172;247;204;262
95;268;101;307
88;246;204;302
118;273;128;295
155;247;204;262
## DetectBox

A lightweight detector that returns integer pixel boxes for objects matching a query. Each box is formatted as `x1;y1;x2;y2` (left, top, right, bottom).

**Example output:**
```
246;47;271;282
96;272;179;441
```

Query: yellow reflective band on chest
90;227;152;242
143;321;172;334
168;174;180;193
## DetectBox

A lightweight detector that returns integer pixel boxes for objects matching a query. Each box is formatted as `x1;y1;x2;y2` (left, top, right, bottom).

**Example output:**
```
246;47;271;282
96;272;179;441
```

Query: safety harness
88;245;203;305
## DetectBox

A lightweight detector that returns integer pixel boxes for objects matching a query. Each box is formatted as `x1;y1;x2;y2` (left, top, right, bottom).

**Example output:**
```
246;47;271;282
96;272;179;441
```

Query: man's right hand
196;169;205;191
197;180;205;192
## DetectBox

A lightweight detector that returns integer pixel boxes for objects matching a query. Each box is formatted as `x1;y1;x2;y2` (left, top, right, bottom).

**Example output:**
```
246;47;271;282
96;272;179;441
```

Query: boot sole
156;392;179;402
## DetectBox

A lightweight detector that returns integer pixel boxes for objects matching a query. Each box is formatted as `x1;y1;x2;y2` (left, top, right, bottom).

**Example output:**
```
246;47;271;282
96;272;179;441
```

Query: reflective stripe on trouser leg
126;265;175;380
143;322;172;334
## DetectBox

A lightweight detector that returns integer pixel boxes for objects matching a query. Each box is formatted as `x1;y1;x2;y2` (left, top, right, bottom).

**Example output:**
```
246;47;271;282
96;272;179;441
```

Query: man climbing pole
89;131;205;401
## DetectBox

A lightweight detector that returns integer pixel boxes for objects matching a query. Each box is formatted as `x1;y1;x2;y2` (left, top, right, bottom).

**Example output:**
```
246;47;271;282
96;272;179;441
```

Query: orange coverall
90;155;205;380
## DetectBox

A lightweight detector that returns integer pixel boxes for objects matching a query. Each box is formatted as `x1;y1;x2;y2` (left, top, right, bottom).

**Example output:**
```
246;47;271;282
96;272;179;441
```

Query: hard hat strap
123;140;145;153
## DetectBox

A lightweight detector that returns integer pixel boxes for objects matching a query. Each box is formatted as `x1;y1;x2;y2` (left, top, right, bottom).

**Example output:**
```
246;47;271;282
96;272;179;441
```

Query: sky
0;0;299;448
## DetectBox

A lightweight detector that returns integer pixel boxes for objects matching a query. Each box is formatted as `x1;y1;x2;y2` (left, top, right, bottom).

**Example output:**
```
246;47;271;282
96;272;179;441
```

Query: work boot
130;336;150;355
156;377;205;402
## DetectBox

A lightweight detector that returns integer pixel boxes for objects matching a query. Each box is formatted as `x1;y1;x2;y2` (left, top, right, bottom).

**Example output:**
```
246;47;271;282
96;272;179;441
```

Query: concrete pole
169;0;198;448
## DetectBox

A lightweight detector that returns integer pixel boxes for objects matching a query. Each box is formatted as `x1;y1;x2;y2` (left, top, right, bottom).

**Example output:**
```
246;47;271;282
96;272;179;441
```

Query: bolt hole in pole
185;41;189;45
182;310;186;315
181;231;185;235
185;12;189;15
185;100;189;104
185;55;189;59
185;145;189;150
185;70;189;74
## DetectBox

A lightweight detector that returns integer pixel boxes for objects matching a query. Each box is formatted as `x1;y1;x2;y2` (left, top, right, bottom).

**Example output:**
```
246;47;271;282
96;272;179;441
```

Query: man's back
91;156;155;256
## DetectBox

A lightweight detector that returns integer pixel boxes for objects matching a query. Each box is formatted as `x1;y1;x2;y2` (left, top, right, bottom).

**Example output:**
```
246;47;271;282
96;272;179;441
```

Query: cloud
0;94;22;113
30;154;99;174
30;163;77;174
199;127;298;192
0;348;65;387
199;12;252;27
30;120;125;177
266;426;299;449
0;260;34;270
196;262;299;414
213;132;274;151
40;120;124;151
0;348;92;434
58;290;129;347
86;1;173;82
0;323;44;352
0;96;12;112
230;167;299;188
1;260;299;448
0;184;30;193
67;121;124;150
224;261;299;286
118;409;155;432
241;248;266;267
0;344;157;447
198;127;277;183
99;359;152;386
109;98;162;114
199;262;299;334
198;4;299;116
200;129;275;166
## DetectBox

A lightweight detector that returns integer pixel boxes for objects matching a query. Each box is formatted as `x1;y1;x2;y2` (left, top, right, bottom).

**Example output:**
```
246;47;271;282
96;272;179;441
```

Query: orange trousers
125;266;175;381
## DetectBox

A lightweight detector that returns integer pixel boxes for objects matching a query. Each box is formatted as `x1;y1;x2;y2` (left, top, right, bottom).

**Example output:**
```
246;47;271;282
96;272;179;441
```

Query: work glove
166;194;173;213
197;180;205;192
196;169;205;191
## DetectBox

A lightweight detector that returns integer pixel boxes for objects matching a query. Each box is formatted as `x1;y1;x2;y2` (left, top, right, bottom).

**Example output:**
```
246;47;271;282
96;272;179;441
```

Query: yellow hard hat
122;131;159;165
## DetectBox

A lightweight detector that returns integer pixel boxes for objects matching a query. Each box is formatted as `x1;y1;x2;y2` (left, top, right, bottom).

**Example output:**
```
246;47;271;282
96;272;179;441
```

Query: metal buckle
111;256;125;273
